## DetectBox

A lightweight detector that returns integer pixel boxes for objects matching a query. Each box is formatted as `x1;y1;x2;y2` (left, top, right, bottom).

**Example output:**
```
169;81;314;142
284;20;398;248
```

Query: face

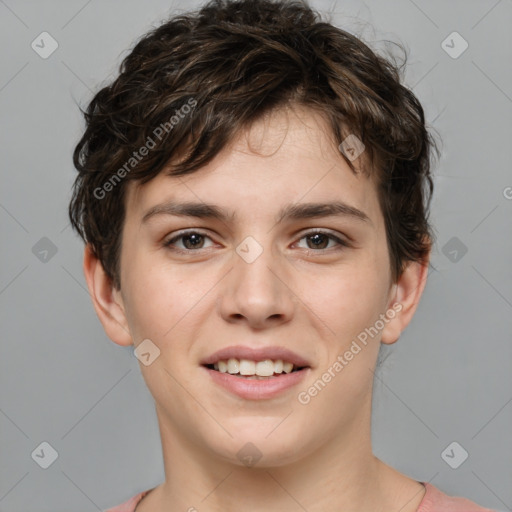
109;105;403;467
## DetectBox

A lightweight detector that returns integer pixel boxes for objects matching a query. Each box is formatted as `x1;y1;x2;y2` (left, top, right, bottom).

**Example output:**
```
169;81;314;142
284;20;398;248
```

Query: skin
84;104;430;512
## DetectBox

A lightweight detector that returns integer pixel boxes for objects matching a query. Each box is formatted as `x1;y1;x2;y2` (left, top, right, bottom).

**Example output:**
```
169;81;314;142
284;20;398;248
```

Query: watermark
441;441;469;469
31;441;59;469
133;338;161;366
236;441;263;467
338;133;365;161
441;31;468;60
93;97;197;200
31;31;59;59
297;302;402;405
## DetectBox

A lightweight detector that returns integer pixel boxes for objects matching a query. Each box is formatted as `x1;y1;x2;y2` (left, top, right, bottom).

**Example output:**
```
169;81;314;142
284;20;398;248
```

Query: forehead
124;105;381;226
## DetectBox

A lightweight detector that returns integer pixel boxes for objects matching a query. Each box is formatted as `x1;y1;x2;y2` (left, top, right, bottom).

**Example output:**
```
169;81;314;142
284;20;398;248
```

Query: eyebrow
141;199;372;226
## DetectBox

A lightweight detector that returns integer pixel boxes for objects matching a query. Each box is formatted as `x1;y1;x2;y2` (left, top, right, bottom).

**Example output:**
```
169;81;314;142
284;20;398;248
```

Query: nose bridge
218;233;295;325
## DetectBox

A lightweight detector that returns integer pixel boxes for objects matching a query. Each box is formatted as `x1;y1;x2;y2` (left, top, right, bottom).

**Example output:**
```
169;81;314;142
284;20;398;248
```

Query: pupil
184;234;203;249
309;233;327;249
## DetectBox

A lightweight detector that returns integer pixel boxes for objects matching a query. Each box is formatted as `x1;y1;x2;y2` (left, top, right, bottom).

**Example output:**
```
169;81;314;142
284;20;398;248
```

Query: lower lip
202;366;310;400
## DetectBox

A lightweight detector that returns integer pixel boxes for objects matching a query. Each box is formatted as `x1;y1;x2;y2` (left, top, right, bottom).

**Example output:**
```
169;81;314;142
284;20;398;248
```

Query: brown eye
163;230;213;251
296;231;349;251
305;233;330;249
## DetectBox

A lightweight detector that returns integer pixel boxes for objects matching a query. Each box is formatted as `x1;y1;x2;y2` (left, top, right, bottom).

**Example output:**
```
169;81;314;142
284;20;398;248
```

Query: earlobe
381;256;430;345
82;244;133;346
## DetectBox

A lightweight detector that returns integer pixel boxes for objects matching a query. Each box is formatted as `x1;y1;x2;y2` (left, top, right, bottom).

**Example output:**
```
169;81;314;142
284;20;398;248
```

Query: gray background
1;0;511;511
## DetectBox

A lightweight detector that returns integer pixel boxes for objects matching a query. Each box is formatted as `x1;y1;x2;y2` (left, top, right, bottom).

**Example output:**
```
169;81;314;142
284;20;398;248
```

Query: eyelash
162;229;350;255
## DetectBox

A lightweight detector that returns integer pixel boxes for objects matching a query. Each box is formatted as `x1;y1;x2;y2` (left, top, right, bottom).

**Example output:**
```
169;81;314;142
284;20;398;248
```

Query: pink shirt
104;482;496;511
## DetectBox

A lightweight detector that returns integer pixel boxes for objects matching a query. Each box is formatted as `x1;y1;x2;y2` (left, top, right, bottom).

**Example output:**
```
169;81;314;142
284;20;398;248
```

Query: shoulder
103;488;153;512
417;482;497;512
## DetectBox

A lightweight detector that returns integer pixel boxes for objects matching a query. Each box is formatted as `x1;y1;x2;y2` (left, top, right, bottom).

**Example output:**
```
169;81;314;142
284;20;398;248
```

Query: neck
136;401;424;512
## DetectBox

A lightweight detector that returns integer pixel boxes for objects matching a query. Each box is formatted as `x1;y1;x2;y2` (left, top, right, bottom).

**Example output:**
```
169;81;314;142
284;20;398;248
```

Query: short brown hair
68;0;440;290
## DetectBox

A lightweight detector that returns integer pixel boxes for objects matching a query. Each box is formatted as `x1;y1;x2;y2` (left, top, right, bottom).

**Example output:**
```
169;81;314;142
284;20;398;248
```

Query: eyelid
294;227;348;241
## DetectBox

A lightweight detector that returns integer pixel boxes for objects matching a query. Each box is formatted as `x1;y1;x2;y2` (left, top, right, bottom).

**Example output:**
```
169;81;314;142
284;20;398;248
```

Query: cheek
120;256;180;337
124;257;216;342
304;261;386;338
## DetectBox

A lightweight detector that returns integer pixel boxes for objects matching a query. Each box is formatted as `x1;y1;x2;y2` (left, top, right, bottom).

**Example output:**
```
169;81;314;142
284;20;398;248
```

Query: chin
203;425;308;468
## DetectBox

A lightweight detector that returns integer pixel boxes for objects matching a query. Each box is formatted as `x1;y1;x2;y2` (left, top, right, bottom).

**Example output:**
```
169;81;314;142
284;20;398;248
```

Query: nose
217;237;297;330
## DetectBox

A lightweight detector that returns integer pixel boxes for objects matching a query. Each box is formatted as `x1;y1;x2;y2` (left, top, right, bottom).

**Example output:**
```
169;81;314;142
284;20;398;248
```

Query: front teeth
227;358;239;374
240;359;256;375
212;358;296;376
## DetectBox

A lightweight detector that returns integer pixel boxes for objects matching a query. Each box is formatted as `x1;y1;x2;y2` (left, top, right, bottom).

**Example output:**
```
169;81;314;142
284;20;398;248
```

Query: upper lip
200;345;311;368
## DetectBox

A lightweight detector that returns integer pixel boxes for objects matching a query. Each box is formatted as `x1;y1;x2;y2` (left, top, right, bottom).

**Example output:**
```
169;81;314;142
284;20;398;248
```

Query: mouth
203;358;309;379
200;346;312;399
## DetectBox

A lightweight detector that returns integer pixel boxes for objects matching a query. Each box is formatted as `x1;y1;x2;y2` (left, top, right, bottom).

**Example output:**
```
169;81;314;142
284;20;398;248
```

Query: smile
202;362;310;400
205;358;304;378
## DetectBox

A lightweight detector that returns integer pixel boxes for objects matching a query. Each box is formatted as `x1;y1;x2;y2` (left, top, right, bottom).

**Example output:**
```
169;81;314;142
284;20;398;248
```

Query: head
69;0;439;467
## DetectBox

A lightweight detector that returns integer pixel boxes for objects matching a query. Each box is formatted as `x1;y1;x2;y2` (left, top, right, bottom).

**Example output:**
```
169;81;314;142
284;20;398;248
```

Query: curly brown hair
68;0;440;290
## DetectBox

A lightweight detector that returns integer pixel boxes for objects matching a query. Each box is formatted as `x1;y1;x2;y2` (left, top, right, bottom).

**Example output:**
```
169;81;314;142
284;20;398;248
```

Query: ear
381;254;430;345
83;244;133;346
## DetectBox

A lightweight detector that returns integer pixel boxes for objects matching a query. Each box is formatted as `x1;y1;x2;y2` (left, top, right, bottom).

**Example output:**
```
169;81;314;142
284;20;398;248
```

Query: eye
163;230;214;251
162;229;350;254
295;230;350;252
